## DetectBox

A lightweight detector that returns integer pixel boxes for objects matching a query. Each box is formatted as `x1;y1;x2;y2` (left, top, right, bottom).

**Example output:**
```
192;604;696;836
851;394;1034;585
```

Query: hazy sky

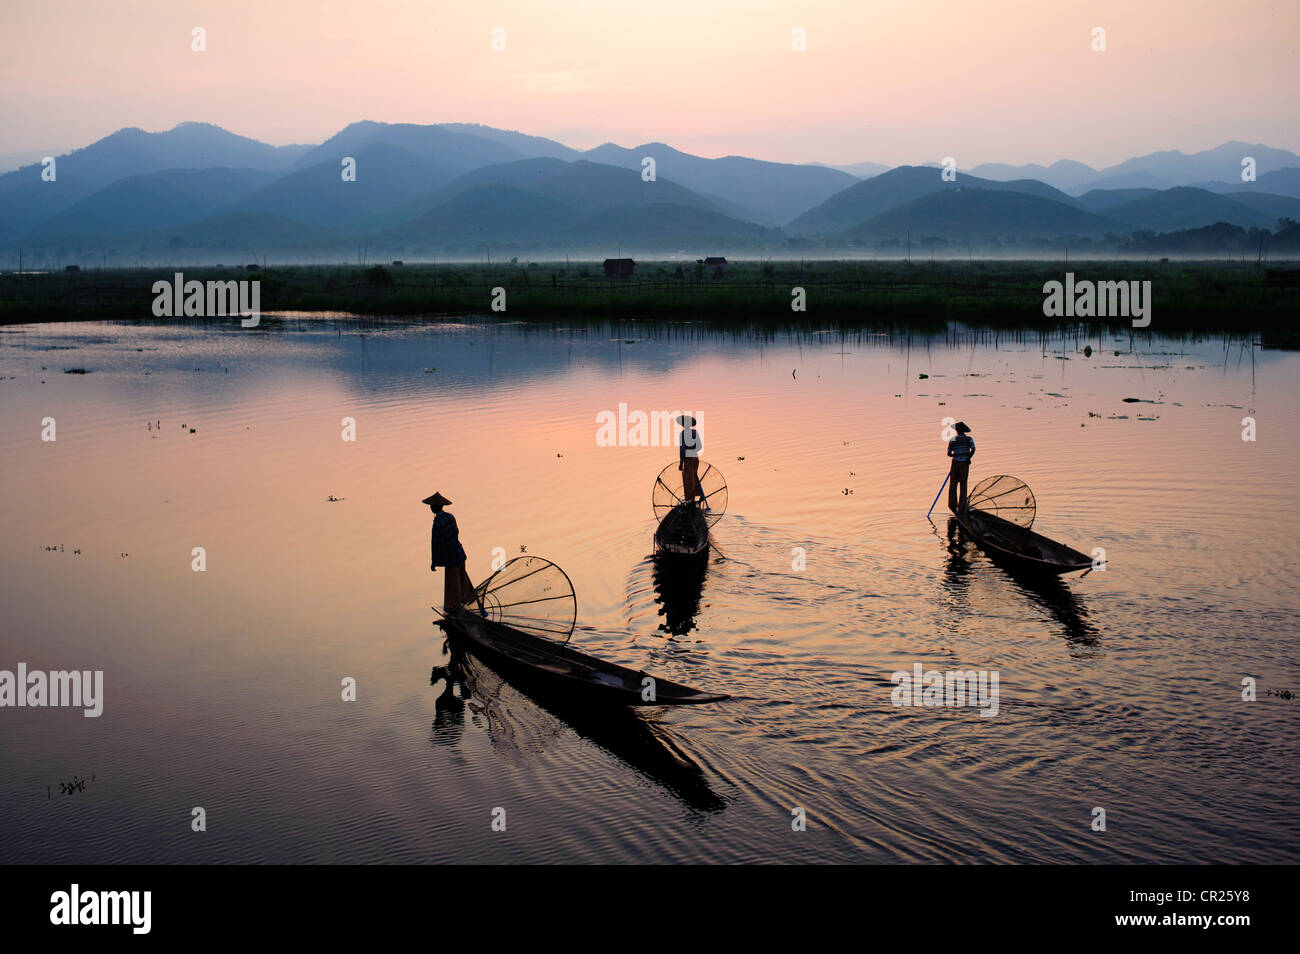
1;0;1296;166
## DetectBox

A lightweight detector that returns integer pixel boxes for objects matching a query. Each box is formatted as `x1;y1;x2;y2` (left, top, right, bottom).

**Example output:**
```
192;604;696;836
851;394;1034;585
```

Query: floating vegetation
50;773;94;798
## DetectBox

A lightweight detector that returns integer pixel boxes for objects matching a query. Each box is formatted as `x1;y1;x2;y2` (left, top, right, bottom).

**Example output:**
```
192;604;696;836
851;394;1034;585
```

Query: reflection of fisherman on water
424;491;475;611
946;421;975;513
429;658;468;743
679;414;701;503
941;516;974;598
652;548;709;637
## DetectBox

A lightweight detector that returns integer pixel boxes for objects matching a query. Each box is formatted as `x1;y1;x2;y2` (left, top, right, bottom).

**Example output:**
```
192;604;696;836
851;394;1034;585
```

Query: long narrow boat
441;608;729;706
654;502;710;556
956;507;1093;576
651;460;726;557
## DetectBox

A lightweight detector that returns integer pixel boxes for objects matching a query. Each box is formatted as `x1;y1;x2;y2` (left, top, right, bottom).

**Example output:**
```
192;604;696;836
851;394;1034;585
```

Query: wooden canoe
441;608;728;706
654;502;709;556
956;507;1093;576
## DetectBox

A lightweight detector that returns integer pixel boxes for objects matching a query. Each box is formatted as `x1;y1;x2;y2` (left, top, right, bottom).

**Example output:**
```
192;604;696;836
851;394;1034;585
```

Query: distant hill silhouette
4;122;1299;258
1190;167;1300;199
1103;187;1274;231
841;189;1116;241
362;157;571;229
374;161;740;248
530;161;719;214
0;122;307;241
581;141;855;224
1088;142;1300;189
970;159;1098;192
1219;191;1300;223
224;143;454;227
1072;172;1180;193
972;145;1300;194
1074;188;1159;213
433;123;579;160
826;160;891;178
1254;167;1300;198
291;121;526;175
376;184;580;245
788;166;1079;235
32;167;278;238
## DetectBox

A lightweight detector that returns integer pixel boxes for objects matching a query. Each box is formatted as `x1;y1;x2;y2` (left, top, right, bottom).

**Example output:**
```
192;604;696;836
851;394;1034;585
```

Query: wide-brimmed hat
677;414;697;427
421;492;452;507
954;421;971;434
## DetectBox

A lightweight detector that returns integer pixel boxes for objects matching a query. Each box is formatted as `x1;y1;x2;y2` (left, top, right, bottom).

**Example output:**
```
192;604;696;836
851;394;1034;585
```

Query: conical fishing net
968;475;1036;528
652;460;728;528
464;556;577;643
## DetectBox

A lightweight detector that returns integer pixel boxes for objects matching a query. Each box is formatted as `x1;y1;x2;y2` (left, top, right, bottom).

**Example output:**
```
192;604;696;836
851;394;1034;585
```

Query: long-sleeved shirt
947;434;975;463
430;511;467;568
680;427;702;461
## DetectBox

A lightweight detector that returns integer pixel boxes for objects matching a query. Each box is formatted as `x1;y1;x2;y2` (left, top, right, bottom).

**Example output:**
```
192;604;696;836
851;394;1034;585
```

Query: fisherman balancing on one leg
947;421;975;513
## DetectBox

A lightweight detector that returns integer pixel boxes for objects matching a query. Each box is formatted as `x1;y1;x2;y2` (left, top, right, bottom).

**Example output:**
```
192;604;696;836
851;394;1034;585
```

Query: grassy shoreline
1;260;1296;330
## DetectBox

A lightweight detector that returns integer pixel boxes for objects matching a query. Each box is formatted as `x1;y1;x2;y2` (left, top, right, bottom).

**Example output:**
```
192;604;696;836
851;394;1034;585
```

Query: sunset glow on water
1;318;1295;863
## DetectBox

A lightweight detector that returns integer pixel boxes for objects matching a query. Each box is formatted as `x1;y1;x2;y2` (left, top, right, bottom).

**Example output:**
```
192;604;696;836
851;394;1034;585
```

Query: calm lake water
1;317;1296;864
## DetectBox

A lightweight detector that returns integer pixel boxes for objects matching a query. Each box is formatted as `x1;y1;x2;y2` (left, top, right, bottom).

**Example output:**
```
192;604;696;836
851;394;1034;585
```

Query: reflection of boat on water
440;556;728;706
1006;565;1099;647
431;625;727;813
943;516;1099;646
651;547;709;636
652;460;727;557
954;475;1093;577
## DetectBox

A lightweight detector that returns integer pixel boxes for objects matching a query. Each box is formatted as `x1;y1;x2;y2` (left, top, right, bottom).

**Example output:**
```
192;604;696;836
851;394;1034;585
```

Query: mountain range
3;121;1298;261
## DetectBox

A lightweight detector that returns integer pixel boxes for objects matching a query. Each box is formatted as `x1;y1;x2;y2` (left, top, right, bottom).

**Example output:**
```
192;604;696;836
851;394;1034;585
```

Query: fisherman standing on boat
947;422;975;513
424;492;474;611
678;414;702;503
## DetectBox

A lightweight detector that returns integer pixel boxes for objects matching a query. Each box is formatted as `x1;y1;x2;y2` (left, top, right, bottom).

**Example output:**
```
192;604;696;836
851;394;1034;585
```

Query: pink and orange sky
1;0;1296;165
